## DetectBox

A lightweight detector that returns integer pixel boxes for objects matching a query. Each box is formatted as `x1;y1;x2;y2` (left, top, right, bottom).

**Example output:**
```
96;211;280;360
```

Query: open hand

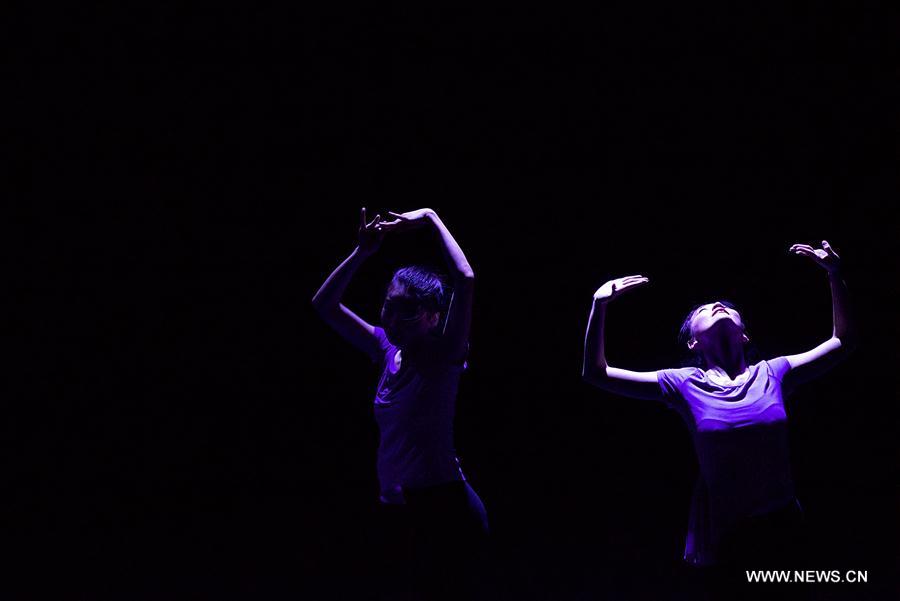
378;209;436;232
789;240;841;274
358;207;385;255
593;275;650;302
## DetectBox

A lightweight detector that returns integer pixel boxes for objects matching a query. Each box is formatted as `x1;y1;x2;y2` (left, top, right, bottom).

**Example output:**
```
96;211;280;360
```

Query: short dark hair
389;266;447;313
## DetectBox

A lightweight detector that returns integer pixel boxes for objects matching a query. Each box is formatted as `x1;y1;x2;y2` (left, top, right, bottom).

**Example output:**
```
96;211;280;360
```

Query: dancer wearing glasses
313;208;487;600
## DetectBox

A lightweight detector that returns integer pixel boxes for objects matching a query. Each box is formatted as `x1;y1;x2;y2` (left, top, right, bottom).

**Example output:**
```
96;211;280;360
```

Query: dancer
313;208;487;600
582;241;855;596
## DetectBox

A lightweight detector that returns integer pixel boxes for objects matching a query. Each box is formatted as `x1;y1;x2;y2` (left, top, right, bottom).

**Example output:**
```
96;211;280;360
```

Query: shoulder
760;357;791;382
371;327;396;364
657;366;703;396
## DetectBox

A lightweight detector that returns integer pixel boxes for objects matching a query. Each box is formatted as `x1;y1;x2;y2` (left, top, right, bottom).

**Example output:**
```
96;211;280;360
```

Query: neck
701;339;748;379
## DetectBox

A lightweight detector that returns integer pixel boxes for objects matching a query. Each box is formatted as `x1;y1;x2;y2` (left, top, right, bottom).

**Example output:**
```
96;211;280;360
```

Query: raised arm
582;275;664;401
311;208;385;361
382;209;474;363
782;240;857;383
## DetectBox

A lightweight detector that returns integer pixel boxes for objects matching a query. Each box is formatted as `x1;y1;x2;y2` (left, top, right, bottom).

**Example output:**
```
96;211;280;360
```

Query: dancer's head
381;266;446;347
678;301;750;366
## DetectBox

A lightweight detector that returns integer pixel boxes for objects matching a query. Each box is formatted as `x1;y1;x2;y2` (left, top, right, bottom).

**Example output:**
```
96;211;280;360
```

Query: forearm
828;270;855;344
312;247;369;312
582;299;609;378
427;211;474;280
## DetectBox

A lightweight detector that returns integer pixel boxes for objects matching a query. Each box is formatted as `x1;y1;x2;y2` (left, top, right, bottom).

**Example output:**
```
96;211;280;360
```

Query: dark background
20;4;896;600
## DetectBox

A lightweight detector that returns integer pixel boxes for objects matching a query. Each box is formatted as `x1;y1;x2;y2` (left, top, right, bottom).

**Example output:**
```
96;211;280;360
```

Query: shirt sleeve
656;367;697;408
371;327;395;365
765;356;791;383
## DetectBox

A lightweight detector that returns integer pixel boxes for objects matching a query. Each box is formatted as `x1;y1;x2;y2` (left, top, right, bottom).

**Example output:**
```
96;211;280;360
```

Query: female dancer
582;241;855;595
312;208;487;600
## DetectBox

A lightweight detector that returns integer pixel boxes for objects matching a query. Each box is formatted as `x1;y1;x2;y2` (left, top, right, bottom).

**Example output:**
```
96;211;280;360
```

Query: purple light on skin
380;270;445;349
312;208;479;516
585;243;854;567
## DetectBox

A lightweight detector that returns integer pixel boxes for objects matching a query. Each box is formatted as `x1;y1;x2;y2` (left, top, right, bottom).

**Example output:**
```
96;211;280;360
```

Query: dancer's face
687;302;747;350
381;282;439;347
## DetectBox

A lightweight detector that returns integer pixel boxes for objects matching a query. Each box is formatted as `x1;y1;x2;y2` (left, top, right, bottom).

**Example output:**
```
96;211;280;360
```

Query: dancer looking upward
582;241;855;594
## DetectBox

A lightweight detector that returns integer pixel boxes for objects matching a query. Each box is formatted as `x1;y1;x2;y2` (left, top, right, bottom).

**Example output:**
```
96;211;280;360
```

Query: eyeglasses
382;298;427;321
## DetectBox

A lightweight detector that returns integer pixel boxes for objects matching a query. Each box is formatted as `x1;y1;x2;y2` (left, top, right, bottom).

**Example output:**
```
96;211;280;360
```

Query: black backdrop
21;4;896;600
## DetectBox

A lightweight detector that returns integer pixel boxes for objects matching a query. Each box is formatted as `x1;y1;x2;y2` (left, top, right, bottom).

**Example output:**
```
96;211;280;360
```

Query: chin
704;318;741;336
712;313;740;326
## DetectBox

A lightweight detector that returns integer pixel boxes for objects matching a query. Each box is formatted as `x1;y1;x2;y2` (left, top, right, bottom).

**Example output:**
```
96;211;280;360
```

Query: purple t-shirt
372;327;466;504
657;357;796;566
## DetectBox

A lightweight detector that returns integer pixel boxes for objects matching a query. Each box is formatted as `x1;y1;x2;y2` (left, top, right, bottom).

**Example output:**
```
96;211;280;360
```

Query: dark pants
369;481;489;601
695;500;810;601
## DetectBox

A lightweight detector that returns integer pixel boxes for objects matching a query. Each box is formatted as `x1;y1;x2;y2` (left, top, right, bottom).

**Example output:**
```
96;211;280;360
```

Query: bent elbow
837;333;859;354
311;295;334;317
582;366;607;388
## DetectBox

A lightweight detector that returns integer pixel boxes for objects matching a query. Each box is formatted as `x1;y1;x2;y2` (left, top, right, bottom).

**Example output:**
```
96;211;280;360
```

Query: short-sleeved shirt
657;357;796;566
372;327;466;504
